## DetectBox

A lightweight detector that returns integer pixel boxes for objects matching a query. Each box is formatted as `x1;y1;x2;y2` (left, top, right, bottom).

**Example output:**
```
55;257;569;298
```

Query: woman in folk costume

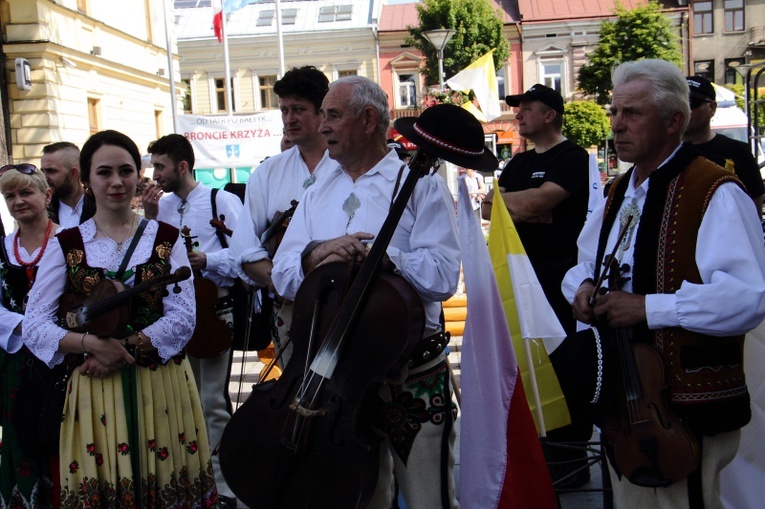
23;130;217;508
0;164;58;508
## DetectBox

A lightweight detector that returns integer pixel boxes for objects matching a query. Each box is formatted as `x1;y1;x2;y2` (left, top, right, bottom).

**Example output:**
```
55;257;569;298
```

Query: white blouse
0;233;41;354
23;219;196;367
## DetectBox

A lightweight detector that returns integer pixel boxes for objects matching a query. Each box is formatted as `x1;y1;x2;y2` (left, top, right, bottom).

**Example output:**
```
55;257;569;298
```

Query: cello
594;217;700;487
181;226;233;358
218;150;439;509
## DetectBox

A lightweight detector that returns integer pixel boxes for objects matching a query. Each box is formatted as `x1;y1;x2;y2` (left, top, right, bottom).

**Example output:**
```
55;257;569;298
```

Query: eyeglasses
0;163;38;176
690;98;714;110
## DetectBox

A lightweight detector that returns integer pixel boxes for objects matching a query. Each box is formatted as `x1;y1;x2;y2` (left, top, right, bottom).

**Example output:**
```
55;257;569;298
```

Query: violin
595;217;699;487
218;151;437;508
181;226;233;358
58;267;190;337
261;200;298;259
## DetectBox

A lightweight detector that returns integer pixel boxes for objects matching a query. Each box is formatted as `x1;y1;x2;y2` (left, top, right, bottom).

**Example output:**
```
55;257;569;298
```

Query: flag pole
162;0;178;132
275;0;285;77
222;7;233;117
524;338;548;437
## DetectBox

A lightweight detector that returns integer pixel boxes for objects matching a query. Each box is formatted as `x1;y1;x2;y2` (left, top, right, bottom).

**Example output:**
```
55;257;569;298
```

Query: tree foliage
727;83;765;131
407;0;509;88
562;100;612;149
578;0;683;105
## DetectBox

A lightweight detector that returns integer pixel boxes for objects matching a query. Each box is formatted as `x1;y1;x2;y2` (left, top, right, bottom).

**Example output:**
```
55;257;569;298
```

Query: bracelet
80;332;89;356
135;330;149;353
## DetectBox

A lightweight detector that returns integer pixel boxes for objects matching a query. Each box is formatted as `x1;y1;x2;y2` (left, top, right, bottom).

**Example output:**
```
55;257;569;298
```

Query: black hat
505;84;565;114
393;104;499;171
386;139;409;159
687;75;716;101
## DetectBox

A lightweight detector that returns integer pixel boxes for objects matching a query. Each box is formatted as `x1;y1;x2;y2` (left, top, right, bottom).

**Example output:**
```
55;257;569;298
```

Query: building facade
1;0;181;165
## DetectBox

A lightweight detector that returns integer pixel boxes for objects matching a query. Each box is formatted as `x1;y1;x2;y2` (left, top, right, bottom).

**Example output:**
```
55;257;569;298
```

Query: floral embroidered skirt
59;356;217;508
0;348;56;509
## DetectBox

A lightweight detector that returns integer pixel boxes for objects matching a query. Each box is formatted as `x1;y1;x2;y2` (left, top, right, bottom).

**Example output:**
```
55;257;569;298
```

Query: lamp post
422;28;455;91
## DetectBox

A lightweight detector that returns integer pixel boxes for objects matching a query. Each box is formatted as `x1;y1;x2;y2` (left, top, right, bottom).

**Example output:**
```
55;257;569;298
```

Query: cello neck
308;150;437;380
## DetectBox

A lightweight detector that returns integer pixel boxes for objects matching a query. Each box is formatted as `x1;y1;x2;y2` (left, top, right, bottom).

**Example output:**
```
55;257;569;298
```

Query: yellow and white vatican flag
487;179;571;434
446;50;502;122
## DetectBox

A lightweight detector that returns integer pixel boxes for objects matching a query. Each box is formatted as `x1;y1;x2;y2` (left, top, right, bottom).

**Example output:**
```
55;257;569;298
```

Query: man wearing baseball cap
683;75;763;215
483;83;591;488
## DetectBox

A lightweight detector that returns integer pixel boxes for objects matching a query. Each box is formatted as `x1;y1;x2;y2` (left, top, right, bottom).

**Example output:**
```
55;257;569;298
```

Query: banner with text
176;110;283;168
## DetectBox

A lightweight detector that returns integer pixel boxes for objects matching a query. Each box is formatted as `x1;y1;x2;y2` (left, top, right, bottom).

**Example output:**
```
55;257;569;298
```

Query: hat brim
505;93;531;107
393;116;499;172
690;90;715;102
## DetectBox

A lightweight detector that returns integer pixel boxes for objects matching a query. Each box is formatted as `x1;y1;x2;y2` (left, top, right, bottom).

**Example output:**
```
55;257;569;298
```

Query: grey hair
612;59;690;133
329;76;390;137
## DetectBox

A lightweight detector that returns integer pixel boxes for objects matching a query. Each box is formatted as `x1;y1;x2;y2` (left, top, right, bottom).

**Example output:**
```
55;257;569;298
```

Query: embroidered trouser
608;429;740;509
367;352;459;509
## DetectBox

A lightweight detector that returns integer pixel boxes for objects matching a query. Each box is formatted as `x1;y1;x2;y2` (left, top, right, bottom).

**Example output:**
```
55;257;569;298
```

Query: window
88;98;100;136
724;0;744;32
155;110;163;139
215;77;236;113
257;10;274;27
319;5;352;22
338;70;357;78
725;58;745;85
282;9;298;25
541;62;562;93
397;74;417;109
182;79;192;112
259;75;278;109
693;1;713;35
694;60;714;81
496;68;506;99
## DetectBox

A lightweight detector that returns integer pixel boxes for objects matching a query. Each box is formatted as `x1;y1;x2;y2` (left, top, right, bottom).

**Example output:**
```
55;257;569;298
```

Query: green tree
407;0;509;89
563;100;612;149
578;0;683;105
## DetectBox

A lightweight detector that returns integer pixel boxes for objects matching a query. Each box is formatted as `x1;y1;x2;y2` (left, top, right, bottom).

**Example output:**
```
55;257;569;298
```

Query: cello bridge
289;399;326;418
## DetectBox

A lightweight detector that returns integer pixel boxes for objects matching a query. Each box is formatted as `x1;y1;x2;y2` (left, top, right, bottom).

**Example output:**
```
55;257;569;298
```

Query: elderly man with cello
562;59;765;508
219;77;497;508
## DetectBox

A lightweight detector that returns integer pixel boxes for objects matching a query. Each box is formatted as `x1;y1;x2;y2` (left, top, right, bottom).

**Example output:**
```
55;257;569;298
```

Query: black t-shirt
497;139;589;263
688;135;764;199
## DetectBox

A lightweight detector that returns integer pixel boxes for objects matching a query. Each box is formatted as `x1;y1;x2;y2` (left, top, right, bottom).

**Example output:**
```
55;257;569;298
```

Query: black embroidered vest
0;238;33;314
600;145;750;436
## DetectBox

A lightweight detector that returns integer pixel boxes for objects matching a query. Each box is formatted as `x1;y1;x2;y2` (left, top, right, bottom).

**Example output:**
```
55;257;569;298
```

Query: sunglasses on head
690;97;713;110
0;163;38;176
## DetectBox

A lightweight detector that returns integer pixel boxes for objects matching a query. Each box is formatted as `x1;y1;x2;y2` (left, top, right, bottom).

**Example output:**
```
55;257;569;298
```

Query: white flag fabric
446;51;502;122
457;176;557;508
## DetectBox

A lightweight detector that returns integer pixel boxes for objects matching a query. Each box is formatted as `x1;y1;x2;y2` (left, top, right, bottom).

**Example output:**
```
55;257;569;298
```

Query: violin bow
589;214;633;307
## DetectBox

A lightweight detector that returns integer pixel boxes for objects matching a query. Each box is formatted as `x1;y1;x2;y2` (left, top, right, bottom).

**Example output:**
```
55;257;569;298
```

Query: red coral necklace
14;219;53;289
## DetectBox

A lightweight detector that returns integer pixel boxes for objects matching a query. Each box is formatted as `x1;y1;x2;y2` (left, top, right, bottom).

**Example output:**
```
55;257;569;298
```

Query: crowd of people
0;59;764;509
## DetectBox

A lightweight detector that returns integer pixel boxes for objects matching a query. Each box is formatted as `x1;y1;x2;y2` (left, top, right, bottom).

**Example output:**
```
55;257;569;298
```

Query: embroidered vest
56;222;179;338
600;146;750;436
0;239;33;314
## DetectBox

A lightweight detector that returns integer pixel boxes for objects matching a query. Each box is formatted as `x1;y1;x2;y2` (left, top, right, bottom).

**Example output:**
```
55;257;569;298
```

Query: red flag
212;0;223;43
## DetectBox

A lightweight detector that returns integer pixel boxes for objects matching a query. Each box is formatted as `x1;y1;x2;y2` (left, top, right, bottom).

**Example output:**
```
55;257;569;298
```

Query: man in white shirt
142;134;242;509
562;59;765;508
41;142;95;228
229;66;333;361
272;77;496;508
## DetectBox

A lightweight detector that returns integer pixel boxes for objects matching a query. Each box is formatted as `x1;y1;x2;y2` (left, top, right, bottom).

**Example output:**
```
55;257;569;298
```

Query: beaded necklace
14;218;53;289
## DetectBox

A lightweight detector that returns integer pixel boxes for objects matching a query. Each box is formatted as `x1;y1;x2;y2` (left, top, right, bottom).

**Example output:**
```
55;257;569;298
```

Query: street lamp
423;28;455;90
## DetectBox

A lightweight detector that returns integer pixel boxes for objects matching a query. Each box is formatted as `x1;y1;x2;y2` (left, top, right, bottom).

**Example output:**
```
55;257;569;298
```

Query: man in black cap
272;76;495;508
683;75;763;215
483;83;591;488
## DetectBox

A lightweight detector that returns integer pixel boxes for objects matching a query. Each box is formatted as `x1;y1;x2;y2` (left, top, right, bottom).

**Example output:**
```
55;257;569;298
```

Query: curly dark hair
273;66;329;112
